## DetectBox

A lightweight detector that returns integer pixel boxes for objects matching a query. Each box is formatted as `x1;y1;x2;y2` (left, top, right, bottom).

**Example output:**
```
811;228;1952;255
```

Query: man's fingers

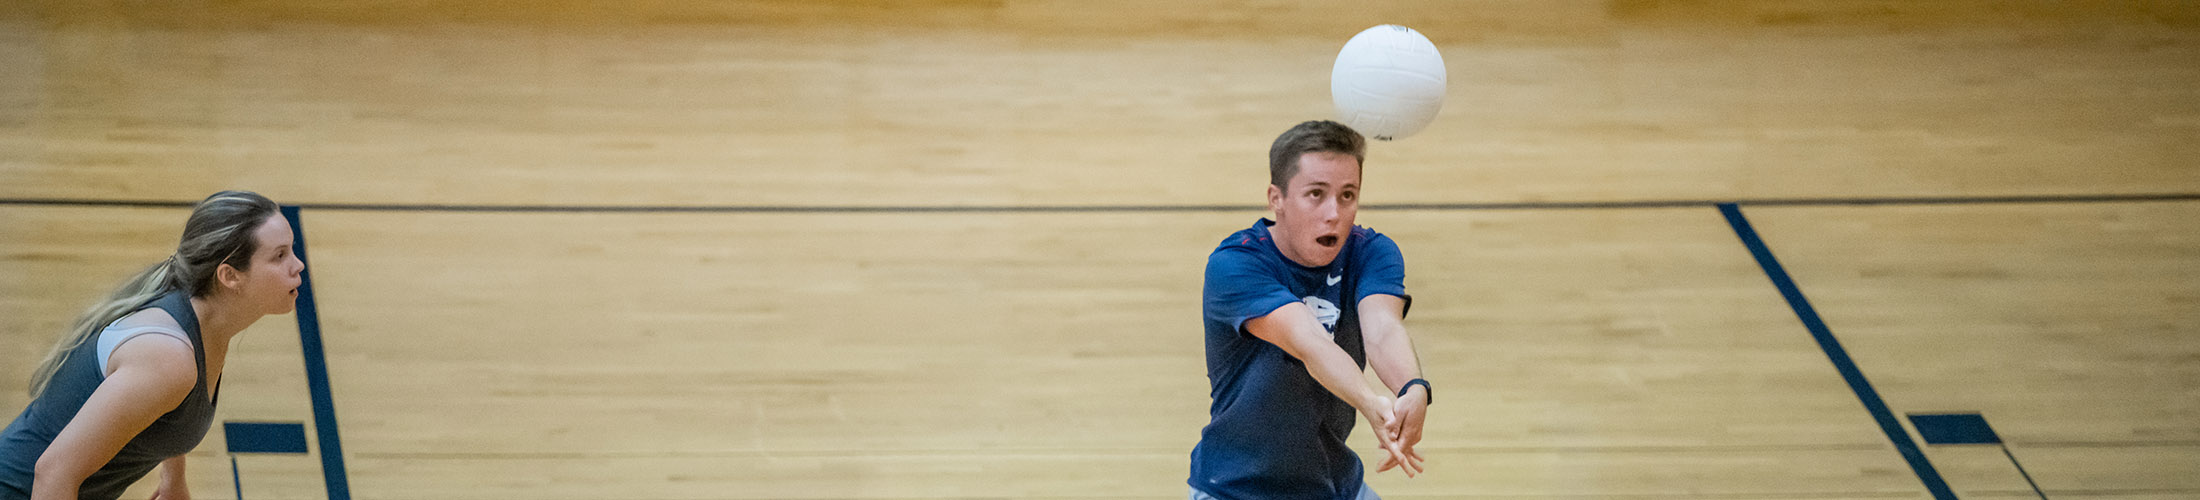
1384;440;1415;477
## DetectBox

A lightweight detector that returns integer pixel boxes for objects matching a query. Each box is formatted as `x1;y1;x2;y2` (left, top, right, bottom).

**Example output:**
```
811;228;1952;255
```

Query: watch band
1398;378;1431;405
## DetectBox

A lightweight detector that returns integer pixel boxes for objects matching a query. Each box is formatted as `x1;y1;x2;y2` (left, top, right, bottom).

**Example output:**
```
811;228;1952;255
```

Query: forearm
1366;325;1423;393
31;441;101;499
1248;303;1392;412
29;463;84;500
1357;295;1423;393
1295;339;1389;410
159;455;187;487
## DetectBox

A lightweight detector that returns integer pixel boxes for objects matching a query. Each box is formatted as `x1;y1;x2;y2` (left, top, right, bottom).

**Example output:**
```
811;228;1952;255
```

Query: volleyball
1331;25;1448;141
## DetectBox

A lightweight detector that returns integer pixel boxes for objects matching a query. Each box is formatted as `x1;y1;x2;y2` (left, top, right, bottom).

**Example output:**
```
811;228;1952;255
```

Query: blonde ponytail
25;191;278;397
26;258;183;397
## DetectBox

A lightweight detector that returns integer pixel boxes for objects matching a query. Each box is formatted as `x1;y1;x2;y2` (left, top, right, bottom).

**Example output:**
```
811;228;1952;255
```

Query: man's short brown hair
1269;120;1366;188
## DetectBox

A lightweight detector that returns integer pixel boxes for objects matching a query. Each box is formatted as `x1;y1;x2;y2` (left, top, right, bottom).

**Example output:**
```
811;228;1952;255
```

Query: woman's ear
216;262;247;291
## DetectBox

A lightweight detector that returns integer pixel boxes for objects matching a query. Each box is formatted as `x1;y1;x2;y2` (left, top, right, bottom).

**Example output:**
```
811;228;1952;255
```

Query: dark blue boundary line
4;192;2197;213
1717;203;1956;500
229;456;244;500
2002;445;2048;499
281;206;353;500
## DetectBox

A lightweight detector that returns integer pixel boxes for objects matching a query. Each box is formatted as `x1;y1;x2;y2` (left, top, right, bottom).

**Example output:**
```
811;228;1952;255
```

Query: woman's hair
26;190;280;397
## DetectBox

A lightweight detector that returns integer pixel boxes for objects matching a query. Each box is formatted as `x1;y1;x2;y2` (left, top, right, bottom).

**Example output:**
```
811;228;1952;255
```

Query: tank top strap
144;291;208;393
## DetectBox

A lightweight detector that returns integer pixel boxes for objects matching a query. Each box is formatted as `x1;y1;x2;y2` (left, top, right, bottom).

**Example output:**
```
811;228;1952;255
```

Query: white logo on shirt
1302;296;1340;338
1326;274;1342;286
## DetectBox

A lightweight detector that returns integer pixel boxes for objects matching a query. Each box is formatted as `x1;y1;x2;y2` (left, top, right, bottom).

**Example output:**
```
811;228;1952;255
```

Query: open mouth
1315;234;1340;247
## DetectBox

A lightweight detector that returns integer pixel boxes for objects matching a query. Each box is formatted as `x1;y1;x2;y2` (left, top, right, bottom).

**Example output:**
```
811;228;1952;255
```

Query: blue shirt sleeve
1354;233;1408;309
1204;247;1301;338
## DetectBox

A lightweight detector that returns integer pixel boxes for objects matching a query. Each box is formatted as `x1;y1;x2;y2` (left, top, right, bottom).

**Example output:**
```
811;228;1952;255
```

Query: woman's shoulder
108;307;186;336
99;307;196;378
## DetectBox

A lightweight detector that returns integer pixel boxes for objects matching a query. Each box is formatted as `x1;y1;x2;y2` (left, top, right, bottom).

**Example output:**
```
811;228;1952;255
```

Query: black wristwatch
1398;378;1431;405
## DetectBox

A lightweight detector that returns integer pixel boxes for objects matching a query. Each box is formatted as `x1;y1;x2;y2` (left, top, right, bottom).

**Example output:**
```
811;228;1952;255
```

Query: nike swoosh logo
1327;275;1342;286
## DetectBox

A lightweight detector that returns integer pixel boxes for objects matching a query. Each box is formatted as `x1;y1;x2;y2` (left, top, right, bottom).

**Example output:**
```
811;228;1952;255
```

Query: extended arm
1360;293;1427;475
32;335;196;500
1245;301;1414;476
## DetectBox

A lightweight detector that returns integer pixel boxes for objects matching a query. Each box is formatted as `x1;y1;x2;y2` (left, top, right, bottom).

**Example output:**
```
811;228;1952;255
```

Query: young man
1189;120;1431;500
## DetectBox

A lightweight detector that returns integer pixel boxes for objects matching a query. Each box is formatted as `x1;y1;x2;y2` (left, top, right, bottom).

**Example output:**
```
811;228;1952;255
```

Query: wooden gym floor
2;2;2195;499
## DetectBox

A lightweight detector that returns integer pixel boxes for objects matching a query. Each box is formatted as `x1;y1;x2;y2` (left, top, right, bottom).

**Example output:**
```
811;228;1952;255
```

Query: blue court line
281;206;353;500
2002;445;2048;500
224;421;312;454
229;456;243;500
1717;203;1957;500
4;192;2197;213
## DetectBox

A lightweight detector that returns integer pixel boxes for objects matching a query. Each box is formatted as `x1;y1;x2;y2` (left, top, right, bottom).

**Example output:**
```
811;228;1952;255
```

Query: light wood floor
2;1;2196;499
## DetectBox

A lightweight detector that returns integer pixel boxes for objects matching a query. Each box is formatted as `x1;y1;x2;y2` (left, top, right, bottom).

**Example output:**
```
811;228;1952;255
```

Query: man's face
1266;151;1360;268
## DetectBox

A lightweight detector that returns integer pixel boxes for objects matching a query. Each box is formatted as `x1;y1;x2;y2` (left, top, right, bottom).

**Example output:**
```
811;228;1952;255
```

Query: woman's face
222;213;306;315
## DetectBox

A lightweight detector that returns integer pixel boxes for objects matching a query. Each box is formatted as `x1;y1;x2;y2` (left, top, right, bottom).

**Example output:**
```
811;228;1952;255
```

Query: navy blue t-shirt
1189;219;1407;500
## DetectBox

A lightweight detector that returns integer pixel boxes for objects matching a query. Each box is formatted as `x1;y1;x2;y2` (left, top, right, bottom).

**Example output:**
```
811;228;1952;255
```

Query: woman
1;191;303;500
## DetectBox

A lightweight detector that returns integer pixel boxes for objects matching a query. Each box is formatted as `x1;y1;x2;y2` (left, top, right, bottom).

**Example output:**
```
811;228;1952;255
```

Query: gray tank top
0;291;218;500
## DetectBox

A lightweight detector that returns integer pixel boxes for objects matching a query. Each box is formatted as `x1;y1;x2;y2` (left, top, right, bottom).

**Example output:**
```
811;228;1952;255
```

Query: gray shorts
1190;484;1380;500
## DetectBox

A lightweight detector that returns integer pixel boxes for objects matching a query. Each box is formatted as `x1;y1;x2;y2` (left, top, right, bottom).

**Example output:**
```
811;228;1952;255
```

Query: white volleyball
1331;25;1447;141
